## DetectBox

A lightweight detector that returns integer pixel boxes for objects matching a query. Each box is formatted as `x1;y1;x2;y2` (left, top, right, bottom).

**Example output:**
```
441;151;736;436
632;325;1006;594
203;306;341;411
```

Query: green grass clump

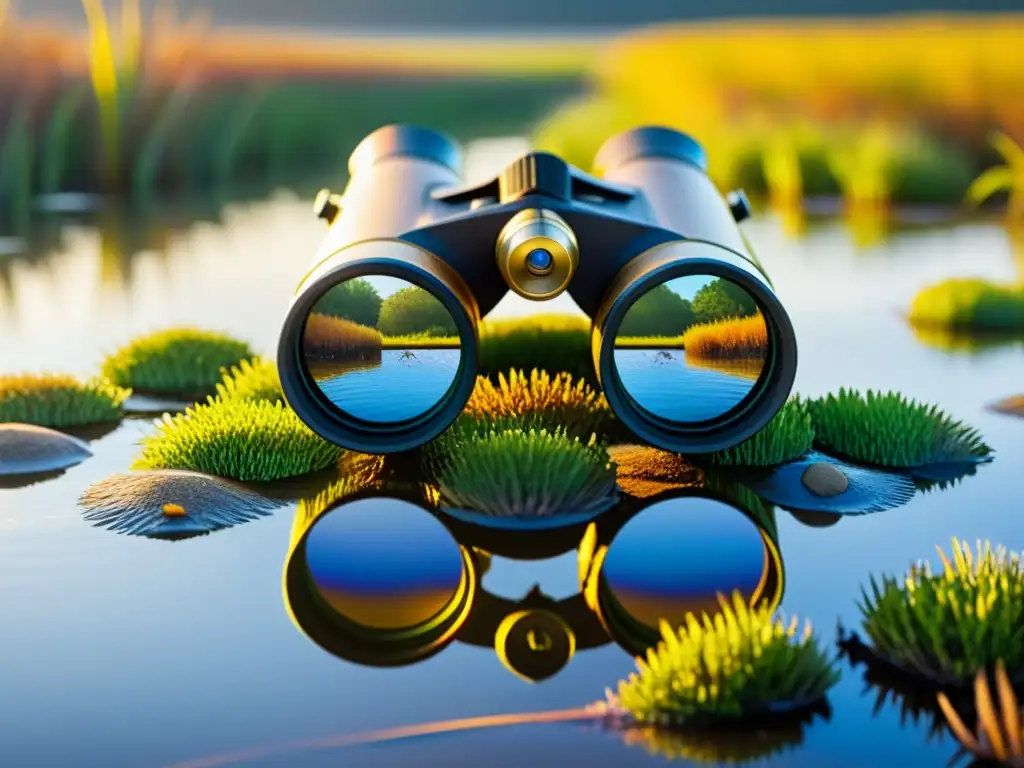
132;398;343;482
0;373;130;427
804;388;992;468
908;278;1024;332
215;358;284;404
478;314;594;385
703;399;814;467
431;420;617;518
463;369;615;440
102;327;255;399
859;539;1024;684
608;591;839;723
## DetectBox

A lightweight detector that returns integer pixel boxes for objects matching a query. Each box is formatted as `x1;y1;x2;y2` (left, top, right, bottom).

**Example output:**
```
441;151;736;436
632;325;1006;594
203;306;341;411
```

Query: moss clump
908;278;1024;332
432;420;617;518
215;358;284;404
478;314;594;384
132;399;343;482
101;327;255;399
608;592;839;723
804;389;992;468
703;399;814;467
0;373;129;427
859;539;1024;684
463;369;614;440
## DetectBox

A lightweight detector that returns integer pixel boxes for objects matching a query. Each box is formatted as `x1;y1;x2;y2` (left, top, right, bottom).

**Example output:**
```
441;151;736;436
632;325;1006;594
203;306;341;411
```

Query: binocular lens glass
301;276;463;424
613;274;769;423
601;496;769;629
304;498;465;631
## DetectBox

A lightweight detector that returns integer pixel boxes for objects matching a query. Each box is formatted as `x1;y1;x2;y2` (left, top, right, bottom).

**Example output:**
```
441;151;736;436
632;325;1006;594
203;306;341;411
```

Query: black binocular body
277;124;798;454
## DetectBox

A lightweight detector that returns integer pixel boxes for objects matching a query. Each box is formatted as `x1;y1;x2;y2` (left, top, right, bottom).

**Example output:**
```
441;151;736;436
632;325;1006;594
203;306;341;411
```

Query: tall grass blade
40;86;88;195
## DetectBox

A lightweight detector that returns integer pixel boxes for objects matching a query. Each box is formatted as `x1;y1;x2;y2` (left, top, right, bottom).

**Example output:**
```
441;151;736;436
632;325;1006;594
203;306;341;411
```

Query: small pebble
0;423;92;476
801;462;849;497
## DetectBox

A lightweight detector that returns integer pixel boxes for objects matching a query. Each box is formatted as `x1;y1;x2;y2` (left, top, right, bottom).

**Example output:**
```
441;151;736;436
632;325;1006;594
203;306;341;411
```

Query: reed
966;131;1024;220
681;314;769;360
938;661;1024;766
301;313;383;360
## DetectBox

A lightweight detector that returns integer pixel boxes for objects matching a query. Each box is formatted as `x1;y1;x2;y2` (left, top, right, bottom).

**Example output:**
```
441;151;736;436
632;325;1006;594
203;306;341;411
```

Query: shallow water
613;348;759;422
1;147;1024;767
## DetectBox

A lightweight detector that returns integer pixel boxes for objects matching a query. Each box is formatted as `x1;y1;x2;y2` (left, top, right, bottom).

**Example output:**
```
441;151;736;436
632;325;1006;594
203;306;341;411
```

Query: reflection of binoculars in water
282;483;784;681
277;124;798;454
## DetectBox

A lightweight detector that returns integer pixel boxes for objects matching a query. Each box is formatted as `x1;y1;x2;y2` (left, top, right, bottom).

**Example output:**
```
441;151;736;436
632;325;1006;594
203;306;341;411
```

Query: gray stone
0;423;92;476
801;462;850;497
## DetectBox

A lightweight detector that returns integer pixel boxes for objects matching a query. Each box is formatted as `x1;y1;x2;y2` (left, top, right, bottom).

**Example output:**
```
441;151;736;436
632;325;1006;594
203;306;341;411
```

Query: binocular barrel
277;124;797;456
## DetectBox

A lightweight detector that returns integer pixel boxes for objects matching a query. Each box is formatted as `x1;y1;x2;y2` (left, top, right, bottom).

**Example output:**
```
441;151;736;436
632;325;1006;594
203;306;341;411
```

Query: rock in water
801;463;849;497
0;423;93;476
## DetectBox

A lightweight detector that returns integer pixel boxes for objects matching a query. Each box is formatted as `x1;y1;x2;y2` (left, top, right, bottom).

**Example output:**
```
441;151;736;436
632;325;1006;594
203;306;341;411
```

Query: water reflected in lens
304;498;465;630
602;497;768;628
301;275;462;423
613;274;768;423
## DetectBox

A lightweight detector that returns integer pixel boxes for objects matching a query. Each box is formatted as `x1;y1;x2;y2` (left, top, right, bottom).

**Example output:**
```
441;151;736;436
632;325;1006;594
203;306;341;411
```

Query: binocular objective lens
613;273;769;424
524;248;555;276
301;275;463;424
304;498;466;631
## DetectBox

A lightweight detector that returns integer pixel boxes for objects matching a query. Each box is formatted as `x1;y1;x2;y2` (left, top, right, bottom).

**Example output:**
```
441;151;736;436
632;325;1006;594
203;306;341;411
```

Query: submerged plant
463;369;614;440
132;398;343;482
606;591;839;723
858;539;1024;684
966;130;1024;220
101;327;255;398
908;278;1024;332
0;373;129;427
433;421;617;518
939;661;1024;766
215;357;284;404
804;389;992;467
703;399;814;467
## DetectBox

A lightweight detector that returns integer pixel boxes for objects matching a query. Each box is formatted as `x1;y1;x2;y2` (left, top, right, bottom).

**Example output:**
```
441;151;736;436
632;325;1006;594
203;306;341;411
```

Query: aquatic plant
908;278;1024;332
761;132;804;211
0;373;129;427
680;314;768;361
858;539;1024;685
433;421;617;518
605;591;839;723
826;123;898;213
462;369;614;440
301;313;383;359
101;327;255;399
214;358;284;404
80;469;282;538
803;388;992;468
701;399;814;467
966;130;1024;220
132;398;344;482
939;661;1024;766
478;313;594;384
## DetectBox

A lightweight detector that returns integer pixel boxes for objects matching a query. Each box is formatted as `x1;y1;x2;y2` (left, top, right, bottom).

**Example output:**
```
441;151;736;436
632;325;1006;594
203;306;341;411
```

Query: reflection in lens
601;497;769;628
613;274;768;423
301;275;462;423
304;498;465;631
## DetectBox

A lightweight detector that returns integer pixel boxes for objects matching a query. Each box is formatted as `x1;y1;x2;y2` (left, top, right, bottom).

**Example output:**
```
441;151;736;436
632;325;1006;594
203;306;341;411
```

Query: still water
1;141;1023;767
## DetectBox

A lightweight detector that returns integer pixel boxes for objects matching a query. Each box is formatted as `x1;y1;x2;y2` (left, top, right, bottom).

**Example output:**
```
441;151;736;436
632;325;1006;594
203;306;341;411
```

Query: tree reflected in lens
613;274;768;423
301;276;462;423
601;496;770;629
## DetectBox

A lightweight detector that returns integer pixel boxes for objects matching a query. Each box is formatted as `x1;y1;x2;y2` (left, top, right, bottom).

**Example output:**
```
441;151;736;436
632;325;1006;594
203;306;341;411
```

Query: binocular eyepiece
277;124;797;455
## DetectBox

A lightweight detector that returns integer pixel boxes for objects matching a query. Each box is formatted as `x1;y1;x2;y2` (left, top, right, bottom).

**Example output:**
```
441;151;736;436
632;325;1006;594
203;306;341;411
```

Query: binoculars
277;124;798;454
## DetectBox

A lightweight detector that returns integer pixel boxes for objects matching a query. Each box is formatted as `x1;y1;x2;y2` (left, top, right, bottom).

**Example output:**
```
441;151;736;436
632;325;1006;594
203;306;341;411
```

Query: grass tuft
215;357;284;404
302;313;382;359
478;313;594;384
859;538;1024;685
682;314;769;360
0;373;129;427
132;398;343;482
431;420;617;518
101;327;255;399
803;388;992;468
608;591;839;723
702;399;814;467
908;278;1024;332
463;369;614;440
